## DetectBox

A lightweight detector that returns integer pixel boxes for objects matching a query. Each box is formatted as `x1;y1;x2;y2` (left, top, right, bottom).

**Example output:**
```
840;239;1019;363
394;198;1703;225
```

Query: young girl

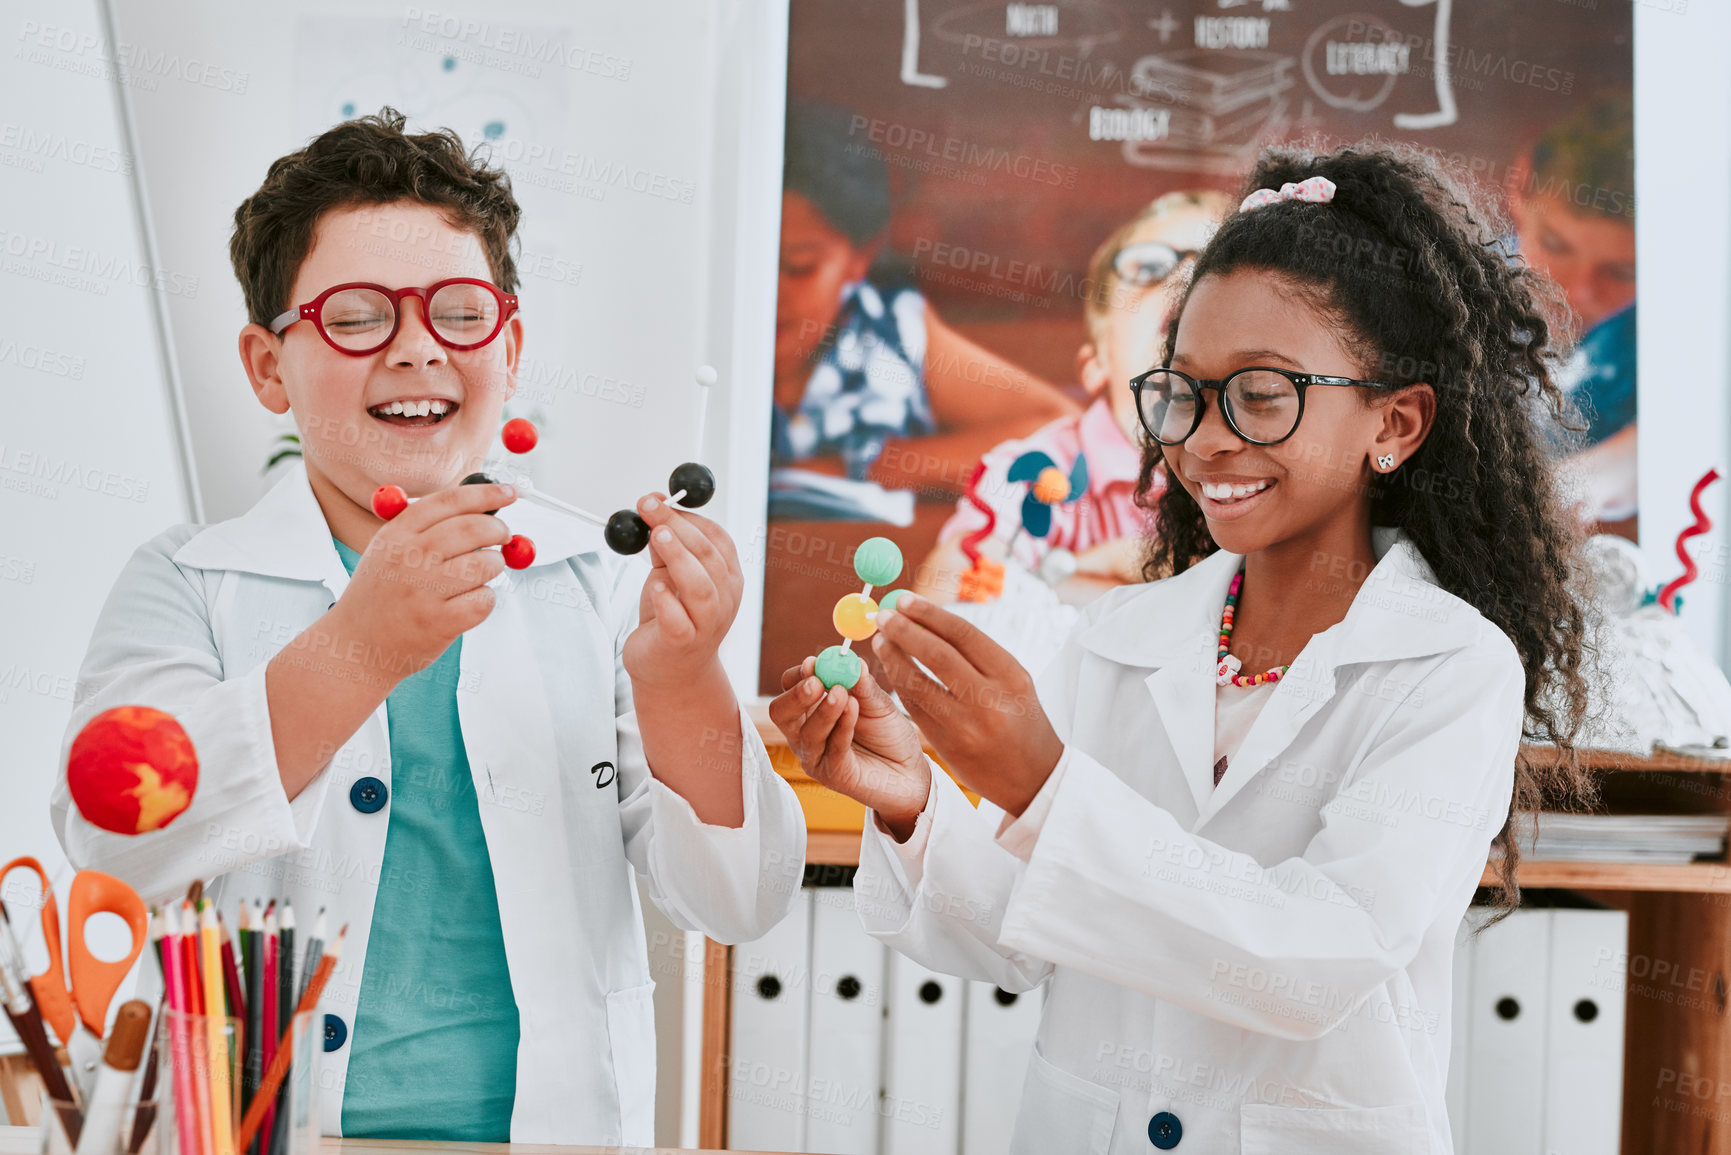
770;141;1594;1154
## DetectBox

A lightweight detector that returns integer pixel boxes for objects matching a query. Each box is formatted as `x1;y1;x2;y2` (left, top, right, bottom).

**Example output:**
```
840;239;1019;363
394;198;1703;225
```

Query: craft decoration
66;706;199;834
1563;532;1731;756
1657;468;1720;614
955;449;1089;602
1005;449;1090;540
957;461;1005;603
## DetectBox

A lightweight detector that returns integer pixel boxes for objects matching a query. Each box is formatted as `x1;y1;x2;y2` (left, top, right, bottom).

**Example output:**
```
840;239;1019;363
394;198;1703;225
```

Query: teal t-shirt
333;537;519;1138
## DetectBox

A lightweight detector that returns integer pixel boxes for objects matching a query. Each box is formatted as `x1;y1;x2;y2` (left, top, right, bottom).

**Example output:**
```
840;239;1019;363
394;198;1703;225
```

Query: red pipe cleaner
960;459;996;566
1658;467;1721;613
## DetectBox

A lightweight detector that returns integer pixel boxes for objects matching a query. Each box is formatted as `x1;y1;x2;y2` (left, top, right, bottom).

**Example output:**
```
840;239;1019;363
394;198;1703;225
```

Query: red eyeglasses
268;278;520;356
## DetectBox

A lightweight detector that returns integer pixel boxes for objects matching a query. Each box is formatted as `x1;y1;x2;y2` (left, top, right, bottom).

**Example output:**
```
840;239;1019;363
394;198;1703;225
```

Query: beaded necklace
1215;567;1290;688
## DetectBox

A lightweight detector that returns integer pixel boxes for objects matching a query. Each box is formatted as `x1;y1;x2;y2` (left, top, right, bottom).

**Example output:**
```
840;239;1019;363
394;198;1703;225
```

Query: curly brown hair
229;106;521;328
1137;138;1596;915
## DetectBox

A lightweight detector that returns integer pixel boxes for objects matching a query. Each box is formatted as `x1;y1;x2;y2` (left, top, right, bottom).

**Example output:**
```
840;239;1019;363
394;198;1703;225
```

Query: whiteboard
0;0;198;915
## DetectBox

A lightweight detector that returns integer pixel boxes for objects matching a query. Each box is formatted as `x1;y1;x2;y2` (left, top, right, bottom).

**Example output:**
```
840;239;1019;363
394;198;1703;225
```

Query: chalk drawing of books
1116;49;1295;175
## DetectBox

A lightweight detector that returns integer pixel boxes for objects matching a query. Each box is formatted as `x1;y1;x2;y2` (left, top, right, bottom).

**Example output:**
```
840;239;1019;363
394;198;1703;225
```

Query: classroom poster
758;0;1634;694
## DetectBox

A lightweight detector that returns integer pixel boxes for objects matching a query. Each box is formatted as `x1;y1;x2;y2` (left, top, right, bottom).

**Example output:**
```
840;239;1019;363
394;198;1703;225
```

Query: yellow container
766;743;979;834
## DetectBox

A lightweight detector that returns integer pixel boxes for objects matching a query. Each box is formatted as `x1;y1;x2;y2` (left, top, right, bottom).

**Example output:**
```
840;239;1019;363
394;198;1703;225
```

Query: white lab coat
51;461;806;1143
856;528;1522;1155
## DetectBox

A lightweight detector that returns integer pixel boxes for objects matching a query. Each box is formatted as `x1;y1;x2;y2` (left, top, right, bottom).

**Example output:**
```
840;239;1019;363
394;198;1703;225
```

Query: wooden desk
735;705;1731;1155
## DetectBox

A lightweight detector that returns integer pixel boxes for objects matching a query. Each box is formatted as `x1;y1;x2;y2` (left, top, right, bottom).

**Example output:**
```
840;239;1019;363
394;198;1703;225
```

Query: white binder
882;952;964;1155
1445;911;1482;1151
1543;909;1627;1155
961;980;1044;1155
805;889;886;1155
728;889;813;1152
1464;909;1550;1154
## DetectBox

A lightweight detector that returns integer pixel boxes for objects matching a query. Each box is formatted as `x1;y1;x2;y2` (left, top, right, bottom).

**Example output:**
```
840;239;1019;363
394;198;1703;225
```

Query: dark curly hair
783;98;892;245
230;106;521;328
1137;138;1596;915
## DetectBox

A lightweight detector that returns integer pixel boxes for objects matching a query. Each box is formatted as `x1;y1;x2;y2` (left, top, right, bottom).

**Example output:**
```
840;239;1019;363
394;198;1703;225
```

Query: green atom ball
878;588;910;614
853;537;904;586
814;645;863;690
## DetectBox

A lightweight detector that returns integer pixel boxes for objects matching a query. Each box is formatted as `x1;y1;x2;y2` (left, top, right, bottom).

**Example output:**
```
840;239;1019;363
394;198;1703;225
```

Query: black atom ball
460;471;499;514
668;462;716;509
606;510;651;554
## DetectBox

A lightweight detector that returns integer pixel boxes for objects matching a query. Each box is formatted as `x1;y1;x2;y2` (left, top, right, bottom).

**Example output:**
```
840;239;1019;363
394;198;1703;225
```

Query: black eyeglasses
1129;366;1397;447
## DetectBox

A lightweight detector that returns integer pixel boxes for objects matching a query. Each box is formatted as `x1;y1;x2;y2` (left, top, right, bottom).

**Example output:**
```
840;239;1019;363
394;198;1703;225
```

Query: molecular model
370;366;720;567
813;536;913;690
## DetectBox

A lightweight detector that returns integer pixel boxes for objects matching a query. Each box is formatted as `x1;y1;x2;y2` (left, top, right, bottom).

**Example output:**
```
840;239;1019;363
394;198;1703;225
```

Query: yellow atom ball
833;593;880;641
1033;466;1071;504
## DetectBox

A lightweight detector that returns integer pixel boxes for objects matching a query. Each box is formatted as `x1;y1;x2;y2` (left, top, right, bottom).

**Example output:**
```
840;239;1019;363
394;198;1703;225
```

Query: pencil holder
42;1097;165;1155
40;1007;177;1154
145;1007;320;1155
258;1010;321;1155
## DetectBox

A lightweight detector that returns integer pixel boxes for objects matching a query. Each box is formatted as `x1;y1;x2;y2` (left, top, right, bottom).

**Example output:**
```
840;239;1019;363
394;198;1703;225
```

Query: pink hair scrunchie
1238;176;1337;213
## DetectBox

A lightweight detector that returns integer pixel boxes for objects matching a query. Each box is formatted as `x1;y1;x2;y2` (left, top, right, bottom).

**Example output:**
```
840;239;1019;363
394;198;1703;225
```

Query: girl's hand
870;593;1064;817
768;658;931;841
622;494;743;688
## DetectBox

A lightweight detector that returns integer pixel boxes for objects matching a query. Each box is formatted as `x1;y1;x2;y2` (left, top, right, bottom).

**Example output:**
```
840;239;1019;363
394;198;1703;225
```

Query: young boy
50;109;805;1144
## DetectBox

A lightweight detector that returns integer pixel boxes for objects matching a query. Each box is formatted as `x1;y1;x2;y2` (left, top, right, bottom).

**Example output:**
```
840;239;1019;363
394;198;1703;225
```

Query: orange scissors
0;857;148;1100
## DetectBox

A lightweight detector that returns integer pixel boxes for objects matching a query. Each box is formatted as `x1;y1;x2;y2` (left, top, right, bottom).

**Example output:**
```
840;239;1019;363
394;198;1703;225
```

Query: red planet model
66;706;198;834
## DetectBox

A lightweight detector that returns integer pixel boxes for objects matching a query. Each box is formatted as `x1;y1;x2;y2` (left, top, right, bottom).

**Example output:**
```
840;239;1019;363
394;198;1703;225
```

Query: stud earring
1376;453;1396;470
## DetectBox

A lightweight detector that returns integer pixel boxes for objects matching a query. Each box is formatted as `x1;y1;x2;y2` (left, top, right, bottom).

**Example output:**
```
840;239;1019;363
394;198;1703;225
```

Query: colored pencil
127;911;167;1155
178;900;203;1016
240;903;260;1134
200;902;237;1155
260;907;280;1155
157;905;201;1155
276;902;294;1039
295;909;326;1007
236;927;345;1154
219;913;245;1024
148;908;165;975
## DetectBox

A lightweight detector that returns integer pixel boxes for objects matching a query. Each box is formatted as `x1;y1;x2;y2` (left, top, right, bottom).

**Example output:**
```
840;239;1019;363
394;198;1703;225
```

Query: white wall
0;0;198;914
1633;0;1731;666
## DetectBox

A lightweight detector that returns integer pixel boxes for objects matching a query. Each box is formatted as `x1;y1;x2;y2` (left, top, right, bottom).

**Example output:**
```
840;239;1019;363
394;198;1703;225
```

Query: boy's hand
769;659;930;841
336;481;516;677
622;494;743;688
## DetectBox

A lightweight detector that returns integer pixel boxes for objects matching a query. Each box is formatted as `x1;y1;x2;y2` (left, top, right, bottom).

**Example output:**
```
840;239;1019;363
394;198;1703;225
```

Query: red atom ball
502;534;536;569
502;418;539;455
67;706;199;835
372;484;410;520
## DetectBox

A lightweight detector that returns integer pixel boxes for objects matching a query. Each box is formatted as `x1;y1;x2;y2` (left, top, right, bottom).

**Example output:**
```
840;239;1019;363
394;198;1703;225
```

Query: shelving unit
697;711;1731;1152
